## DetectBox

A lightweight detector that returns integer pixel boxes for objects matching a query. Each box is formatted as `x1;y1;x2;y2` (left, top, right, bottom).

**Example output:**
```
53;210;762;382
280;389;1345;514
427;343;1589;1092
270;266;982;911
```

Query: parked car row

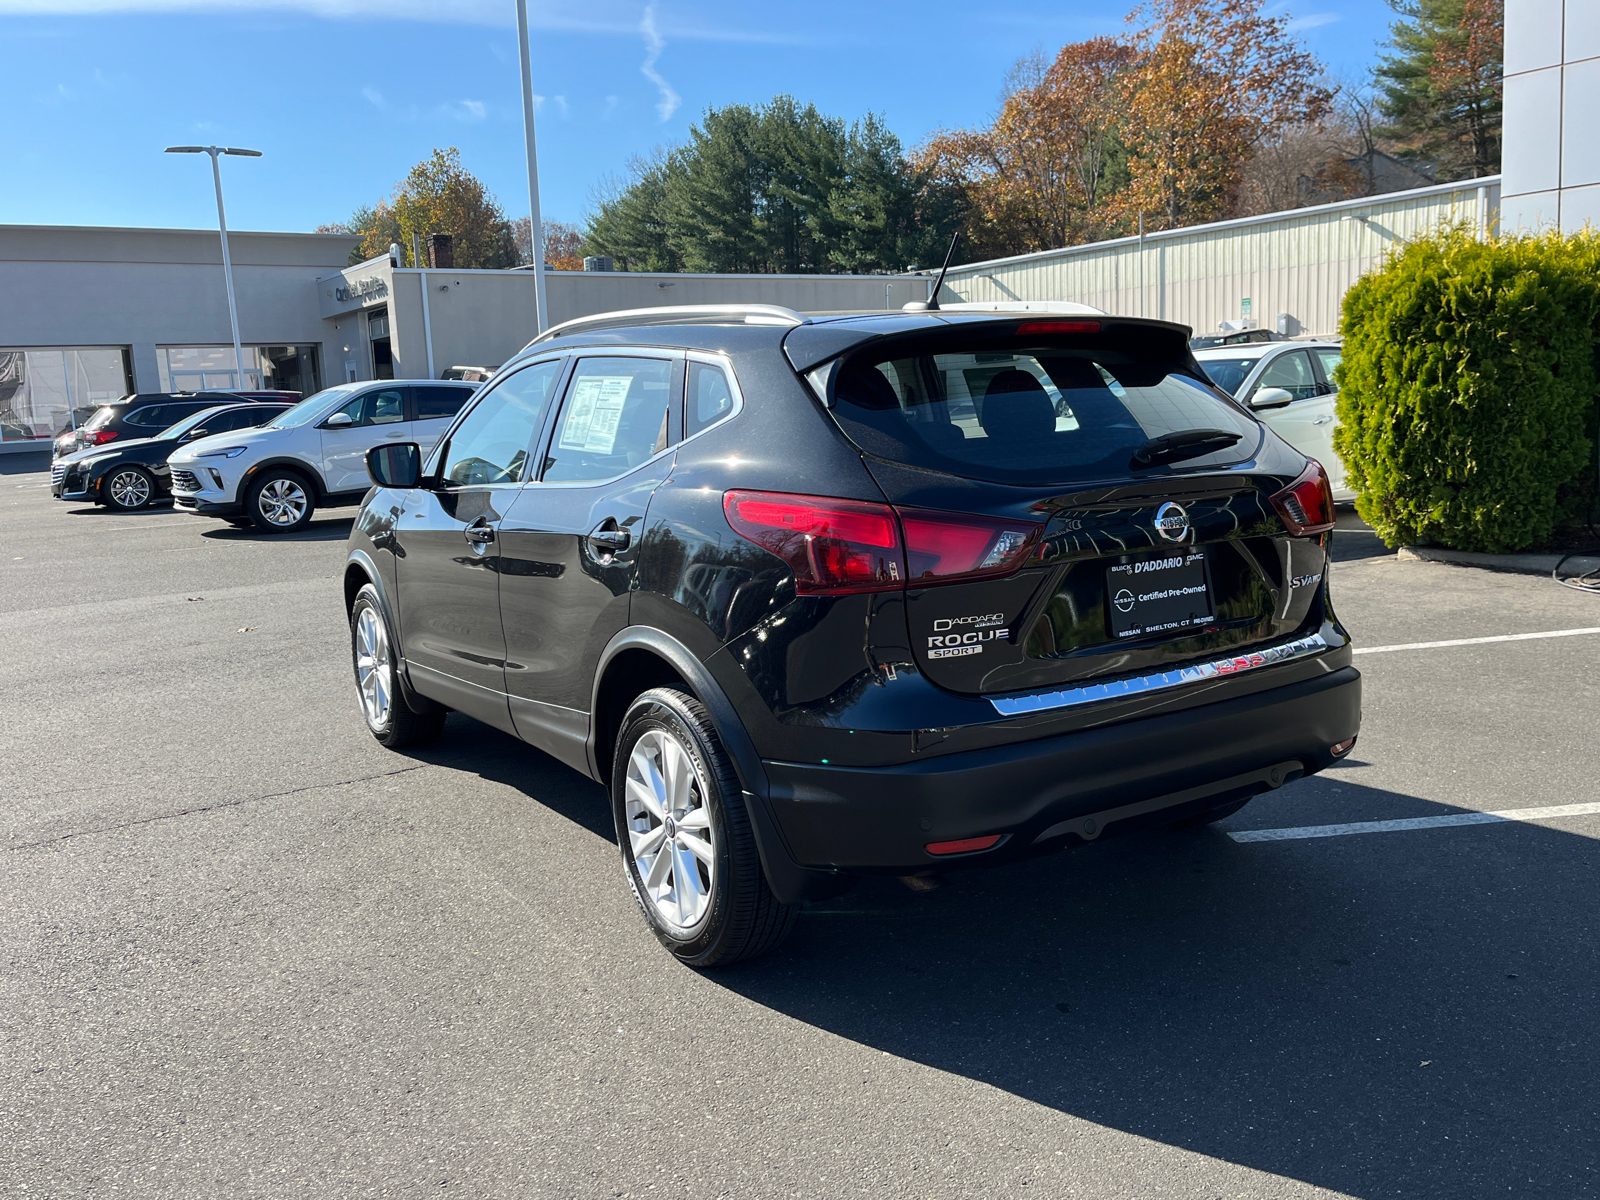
50;382;478;524
51;390;302;461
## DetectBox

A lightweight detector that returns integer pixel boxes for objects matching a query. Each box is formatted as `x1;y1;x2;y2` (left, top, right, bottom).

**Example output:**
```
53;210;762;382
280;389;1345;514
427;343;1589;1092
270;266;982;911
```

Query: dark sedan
53;402;291;510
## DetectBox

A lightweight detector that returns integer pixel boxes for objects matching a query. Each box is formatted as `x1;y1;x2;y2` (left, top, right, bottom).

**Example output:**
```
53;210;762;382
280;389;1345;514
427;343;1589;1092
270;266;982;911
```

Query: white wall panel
1563;58;1600;188
1506;0;1567;74
1504;68;1566;196
940;181;1497;338
1569;0;1600;63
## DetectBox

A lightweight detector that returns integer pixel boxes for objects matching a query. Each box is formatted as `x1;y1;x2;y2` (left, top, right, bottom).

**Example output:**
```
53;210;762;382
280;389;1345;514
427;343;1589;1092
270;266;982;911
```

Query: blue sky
3;0;1398;234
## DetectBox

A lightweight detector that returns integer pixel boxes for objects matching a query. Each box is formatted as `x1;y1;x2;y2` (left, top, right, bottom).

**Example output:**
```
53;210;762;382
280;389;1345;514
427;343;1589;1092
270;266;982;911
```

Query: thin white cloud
1285;11;1341;30
0;0;814;42
440;98;487;121
639;4;679;123
555;94;569;117
362;86;384;107
602;94;619;119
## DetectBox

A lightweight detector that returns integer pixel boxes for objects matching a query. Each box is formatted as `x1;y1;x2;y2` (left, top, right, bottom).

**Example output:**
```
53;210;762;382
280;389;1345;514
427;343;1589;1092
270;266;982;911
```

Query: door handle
1313;415;1334;426
586;523;631;554
464;523;495;545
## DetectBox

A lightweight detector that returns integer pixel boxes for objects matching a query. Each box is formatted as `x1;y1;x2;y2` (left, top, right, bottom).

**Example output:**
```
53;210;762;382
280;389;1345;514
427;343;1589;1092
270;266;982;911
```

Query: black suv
343;305;1360;967
62;393;244;459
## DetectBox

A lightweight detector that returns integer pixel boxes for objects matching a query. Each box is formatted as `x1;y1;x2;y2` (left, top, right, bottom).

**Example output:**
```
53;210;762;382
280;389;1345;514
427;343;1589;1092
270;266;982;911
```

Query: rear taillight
725;491;1048;595
1270;459;1336;536
87;431;119;446
899;509;1044;584
724;490;905;594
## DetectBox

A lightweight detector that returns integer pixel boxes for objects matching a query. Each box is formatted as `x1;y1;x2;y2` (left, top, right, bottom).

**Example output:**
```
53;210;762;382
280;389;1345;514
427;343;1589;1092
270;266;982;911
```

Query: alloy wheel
625;728;717;931
354;605;391;729
108;469;150;508
258;477;307;526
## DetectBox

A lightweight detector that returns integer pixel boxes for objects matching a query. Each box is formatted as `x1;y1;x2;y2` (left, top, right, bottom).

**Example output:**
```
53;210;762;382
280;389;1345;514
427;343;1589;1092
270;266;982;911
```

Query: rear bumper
761;665;1361;872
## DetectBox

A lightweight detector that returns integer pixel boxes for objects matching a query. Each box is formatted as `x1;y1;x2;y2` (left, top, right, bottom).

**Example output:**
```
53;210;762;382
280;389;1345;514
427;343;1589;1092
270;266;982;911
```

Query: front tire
247;469;315;533
613;688;796;968
103;466;155;511
349;584;445;748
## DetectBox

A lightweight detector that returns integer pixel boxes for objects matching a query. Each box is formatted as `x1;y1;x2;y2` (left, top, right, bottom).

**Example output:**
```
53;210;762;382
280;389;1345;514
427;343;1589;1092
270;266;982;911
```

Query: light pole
514;0;549;334
165;145;261;389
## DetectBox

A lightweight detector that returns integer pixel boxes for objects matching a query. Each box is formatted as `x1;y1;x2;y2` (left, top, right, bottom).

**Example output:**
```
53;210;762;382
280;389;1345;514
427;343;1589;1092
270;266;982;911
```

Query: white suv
169;380;478;532
1192;341;1354;503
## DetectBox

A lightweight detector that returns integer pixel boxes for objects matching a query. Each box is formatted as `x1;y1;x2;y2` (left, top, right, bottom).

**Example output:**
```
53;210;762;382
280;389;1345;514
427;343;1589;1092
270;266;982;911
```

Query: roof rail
530;304;811;346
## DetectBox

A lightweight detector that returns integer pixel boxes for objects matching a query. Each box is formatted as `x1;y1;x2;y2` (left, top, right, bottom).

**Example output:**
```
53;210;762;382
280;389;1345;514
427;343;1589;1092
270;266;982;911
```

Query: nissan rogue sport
343;304;1361;967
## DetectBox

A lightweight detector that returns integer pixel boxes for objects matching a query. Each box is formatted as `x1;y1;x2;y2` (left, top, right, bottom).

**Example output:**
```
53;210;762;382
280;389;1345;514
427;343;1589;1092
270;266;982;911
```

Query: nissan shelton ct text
341;304;1360;967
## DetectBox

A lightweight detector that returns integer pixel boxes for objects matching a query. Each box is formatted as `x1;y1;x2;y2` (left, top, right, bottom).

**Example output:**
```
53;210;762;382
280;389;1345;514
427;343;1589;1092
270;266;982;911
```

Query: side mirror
182;428;207;441
1249;386;1294;410
366;442;422;489
323;411;355;428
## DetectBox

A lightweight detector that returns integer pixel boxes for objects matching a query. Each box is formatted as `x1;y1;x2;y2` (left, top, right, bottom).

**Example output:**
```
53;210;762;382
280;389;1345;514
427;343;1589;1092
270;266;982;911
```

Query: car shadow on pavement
199;516;356;542
703;778;1600;1199
408;715;616;845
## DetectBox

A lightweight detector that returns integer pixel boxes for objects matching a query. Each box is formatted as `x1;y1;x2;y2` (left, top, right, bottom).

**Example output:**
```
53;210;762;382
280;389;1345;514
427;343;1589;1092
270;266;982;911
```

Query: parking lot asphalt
4;456;1600;1199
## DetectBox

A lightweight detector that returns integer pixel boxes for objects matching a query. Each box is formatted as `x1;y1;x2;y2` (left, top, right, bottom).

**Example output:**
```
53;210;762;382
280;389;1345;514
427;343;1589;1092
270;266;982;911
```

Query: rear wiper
1130;428;1242;469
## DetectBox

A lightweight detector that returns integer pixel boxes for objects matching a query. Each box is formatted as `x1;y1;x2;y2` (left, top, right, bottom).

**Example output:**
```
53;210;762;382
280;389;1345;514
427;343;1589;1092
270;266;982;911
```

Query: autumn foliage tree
328;148;520;269
1118;0;1333;228
914;0;1334;255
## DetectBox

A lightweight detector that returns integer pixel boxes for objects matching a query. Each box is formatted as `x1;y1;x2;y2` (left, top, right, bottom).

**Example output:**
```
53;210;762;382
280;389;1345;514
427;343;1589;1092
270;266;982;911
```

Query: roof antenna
904;231;960;312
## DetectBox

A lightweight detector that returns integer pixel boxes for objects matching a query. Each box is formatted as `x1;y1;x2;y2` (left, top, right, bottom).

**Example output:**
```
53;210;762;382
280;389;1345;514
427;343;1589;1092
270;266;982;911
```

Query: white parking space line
1353;627;1600;655
1231;801;1600;843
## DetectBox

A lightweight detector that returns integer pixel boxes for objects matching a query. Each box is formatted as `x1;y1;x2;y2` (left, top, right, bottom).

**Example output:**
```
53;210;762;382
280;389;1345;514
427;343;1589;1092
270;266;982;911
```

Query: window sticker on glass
559;376;632;454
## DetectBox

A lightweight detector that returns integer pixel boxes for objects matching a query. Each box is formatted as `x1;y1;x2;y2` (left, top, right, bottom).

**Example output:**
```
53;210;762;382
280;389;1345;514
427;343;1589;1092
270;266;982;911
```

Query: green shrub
1333;225;1600;552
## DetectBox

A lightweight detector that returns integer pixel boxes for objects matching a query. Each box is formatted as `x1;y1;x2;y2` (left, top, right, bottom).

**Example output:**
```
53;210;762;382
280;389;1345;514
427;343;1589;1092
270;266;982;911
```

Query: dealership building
0;223;931;454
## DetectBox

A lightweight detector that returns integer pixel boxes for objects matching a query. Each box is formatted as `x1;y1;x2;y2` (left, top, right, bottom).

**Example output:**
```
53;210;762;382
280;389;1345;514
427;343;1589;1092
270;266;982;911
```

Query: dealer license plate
1106;550;1215;640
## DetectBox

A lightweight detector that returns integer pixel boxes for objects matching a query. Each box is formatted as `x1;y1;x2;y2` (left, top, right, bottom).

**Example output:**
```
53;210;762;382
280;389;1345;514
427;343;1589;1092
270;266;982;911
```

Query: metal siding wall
942;181;1500;336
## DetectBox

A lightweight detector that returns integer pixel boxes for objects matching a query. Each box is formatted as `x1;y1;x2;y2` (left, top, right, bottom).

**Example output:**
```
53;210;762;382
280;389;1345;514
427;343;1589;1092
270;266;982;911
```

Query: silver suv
169;380;478;532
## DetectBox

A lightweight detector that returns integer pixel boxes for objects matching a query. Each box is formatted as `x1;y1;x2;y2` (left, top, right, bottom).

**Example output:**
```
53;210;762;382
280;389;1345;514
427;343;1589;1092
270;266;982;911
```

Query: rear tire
102;466;155;511
613;688;796;968
349;584;445;748
247;469;315;533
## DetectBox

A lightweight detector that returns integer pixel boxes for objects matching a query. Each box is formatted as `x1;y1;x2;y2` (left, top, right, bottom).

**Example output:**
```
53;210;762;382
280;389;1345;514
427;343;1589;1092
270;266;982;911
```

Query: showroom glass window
0;348;132;443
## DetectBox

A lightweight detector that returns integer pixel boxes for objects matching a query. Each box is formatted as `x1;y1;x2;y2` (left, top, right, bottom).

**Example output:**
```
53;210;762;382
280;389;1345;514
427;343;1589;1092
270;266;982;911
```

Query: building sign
334;277;388;304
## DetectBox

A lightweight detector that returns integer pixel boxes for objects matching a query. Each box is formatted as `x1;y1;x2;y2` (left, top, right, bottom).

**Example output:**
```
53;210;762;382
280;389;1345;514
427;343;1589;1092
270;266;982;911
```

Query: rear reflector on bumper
925;834;1003;856
989;632;1332;717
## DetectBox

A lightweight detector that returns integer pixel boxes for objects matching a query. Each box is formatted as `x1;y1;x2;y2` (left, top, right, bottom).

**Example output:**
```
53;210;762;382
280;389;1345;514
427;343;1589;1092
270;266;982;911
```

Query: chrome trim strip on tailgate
989;632;1331;717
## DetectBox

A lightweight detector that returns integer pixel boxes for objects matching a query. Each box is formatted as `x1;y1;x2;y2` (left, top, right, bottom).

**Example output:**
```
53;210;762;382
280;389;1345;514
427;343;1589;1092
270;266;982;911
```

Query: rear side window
125;405;175;427
830;334;1260;487
686;361;735;436
542;357;674;483
1313;347;1342;387
416;385;473;420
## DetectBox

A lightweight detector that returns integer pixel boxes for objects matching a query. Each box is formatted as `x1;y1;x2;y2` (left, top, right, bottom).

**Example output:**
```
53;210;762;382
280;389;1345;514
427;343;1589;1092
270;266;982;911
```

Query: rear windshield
829;335;1261;486
83;406;118;432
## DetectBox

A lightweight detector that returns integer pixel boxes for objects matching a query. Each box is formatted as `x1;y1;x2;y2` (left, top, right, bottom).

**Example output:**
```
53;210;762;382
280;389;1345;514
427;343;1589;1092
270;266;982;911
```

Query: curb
1398;545;1600;576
